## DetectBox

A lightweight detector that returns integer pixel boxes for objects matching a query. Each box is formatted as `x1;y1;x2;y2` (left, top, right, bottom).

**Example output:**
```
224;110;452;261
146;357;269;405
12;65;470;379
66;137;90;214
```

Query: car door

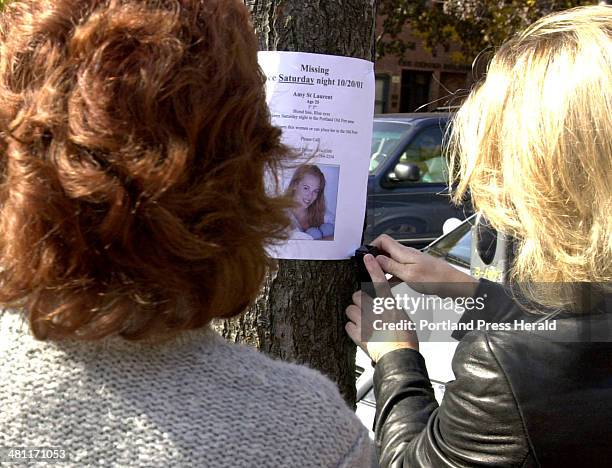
367;123;466;246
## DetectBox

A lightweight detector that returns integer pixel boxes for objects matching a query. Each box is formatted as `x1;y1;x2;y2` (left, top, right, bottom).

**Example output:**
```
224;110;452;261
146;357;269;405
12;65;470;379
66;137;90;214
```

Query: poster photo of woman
285;164;339;241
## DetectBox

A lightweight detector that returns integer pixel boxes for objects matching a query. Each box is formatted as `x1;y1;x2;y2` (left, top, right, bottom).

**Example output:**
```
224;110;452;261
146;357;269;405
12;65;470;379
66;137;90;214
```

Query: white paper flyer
258;51;374;260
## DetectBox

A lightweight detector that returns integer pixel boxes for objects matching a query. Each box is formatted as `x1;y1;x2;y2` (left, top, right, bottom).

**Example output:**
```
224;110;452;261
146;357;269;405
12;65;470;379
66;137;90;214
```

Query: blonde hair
287;164;327;228
449;6;612;310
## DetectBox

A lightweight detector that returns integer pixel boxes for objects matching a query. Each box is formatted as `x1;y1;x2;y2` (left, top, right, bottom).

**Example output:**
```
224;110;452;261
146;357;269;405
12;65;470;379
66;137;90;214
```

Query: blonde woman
347;6;611;467
286;164;335;240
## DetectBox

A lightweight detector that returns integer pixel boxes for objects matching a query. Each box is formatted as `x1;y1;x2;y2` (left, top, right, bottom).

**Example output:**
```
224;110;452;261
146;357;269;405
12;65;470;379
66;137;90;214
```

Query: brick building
374;24;476;114
374;0;612;113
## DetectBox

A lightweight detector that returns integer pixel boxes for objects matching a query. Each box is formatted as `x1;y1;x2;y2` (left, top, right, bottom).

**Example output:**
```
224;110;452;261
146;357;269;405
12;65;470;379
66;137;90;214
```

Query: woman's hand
346;235;480;363
345;254;418;363
371;234;478;299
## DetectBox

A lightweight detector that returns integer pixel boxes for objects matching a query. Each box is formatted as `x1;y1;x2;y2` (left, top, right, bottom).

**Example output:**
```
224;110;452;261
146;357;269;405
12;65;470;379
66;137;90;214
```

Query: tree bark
214;0;376;405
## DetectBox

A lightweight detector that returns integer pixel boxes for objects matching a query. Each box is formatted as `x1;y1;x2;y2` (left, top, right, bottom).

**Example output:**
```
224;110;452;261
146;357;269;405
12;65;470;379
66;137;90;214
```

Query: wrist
371;341;418;363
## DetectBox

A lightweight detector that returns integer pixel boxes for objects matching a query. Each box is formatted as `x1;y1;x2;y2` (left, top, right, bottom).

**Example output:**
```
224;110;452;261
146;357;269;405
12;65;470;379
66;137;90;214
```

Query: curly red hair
0;0;292;340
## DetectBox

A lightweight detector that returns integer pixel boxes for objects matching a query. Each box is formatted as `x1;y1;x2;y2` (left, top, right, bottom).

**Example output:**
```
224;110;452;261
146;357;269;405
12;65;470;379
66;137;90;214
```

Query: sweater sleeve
287;363;377;468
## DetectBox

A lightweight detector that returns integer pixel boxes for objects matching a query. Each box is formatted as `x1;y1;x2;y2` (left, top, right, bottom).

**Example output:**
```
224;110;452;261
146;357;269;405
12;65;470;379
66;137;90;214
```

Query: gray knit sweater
0;310;373;467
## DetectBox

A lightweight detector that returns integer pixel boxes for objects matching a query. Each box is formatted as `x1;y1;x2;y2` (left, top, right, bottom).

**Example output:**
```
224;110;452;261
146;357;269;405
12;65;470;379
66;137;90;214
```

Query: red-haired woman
0;0;372;465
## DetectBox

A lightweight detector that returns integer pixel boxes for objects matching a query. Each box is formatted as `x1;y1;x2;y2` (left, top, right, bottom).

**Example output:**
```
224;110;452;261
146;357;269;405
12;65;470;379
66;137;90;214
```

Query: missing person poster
258;51;374;260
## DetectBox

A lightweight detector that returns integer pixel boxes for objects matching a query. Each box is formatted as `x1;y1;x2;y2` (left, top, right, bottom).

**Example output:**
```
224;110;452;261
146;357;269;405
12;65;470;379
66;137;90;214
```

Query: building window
375;75;390;114
400;69;433;113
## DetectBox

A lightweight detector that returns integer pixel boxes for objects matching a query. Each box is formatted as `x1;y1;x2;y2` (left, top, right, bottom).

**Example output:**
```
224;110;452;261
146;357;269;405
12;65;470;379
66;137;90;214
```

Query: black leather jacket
373;280;612;467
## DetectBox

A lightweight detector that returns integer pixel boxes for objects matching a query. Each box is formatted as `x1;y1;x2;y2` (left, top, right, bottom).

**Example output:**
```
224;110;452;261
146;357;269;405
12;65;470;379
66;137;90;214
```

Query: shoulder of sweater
212;335;350;405
215;340;372;464
1;310;350;417
211;338;368;426
1;312;372;466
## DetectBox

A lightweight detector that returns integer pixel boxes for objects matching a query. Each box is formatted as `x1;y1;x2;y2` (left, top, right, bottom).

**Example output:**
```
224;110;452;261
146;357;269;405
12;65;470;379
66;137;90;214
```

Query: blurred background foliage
377;0;599;63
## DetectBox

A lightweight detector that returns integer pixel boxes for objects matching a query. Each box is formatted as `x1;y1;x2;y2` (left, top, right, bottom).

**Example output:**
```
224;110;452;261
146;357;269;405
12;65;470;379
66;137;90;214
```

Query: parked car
355;214;510;437
364;113;471;248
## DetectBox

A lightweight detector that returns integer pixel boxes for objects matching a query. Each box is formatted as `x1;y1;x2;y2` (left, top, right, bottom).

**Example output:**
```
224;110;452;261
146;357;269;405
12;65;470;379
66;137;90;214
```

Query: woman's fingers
351;291;362;308
345;305;364;348
375;255;410;280
364;254;393;298
345;321;361;345
364;254;386;282
346;272;421;360
371;234;421;264
345;304;361;327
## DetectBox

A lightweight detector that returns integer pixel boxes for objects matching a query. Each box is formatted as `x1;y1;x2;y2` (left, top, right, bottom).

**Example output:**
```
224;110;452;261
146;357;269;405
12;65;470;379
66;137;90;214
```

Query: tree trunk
214;0;376;405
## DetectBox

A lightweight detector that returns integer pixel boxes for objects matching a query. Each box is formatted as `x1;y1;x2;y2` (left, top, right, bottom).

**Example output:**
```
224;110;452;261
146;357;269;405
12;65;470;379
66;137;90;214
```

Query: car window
363;387;376;405
392;126;448;184
370;121;413;174
427;220;472;267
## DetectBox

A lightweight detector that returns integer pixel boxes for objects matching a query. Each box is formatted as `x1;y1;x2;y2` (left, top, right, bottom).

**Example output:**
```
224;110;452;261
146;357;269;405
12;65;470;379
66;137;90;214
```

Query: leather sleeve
373;332;533;468
451;279;524;341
